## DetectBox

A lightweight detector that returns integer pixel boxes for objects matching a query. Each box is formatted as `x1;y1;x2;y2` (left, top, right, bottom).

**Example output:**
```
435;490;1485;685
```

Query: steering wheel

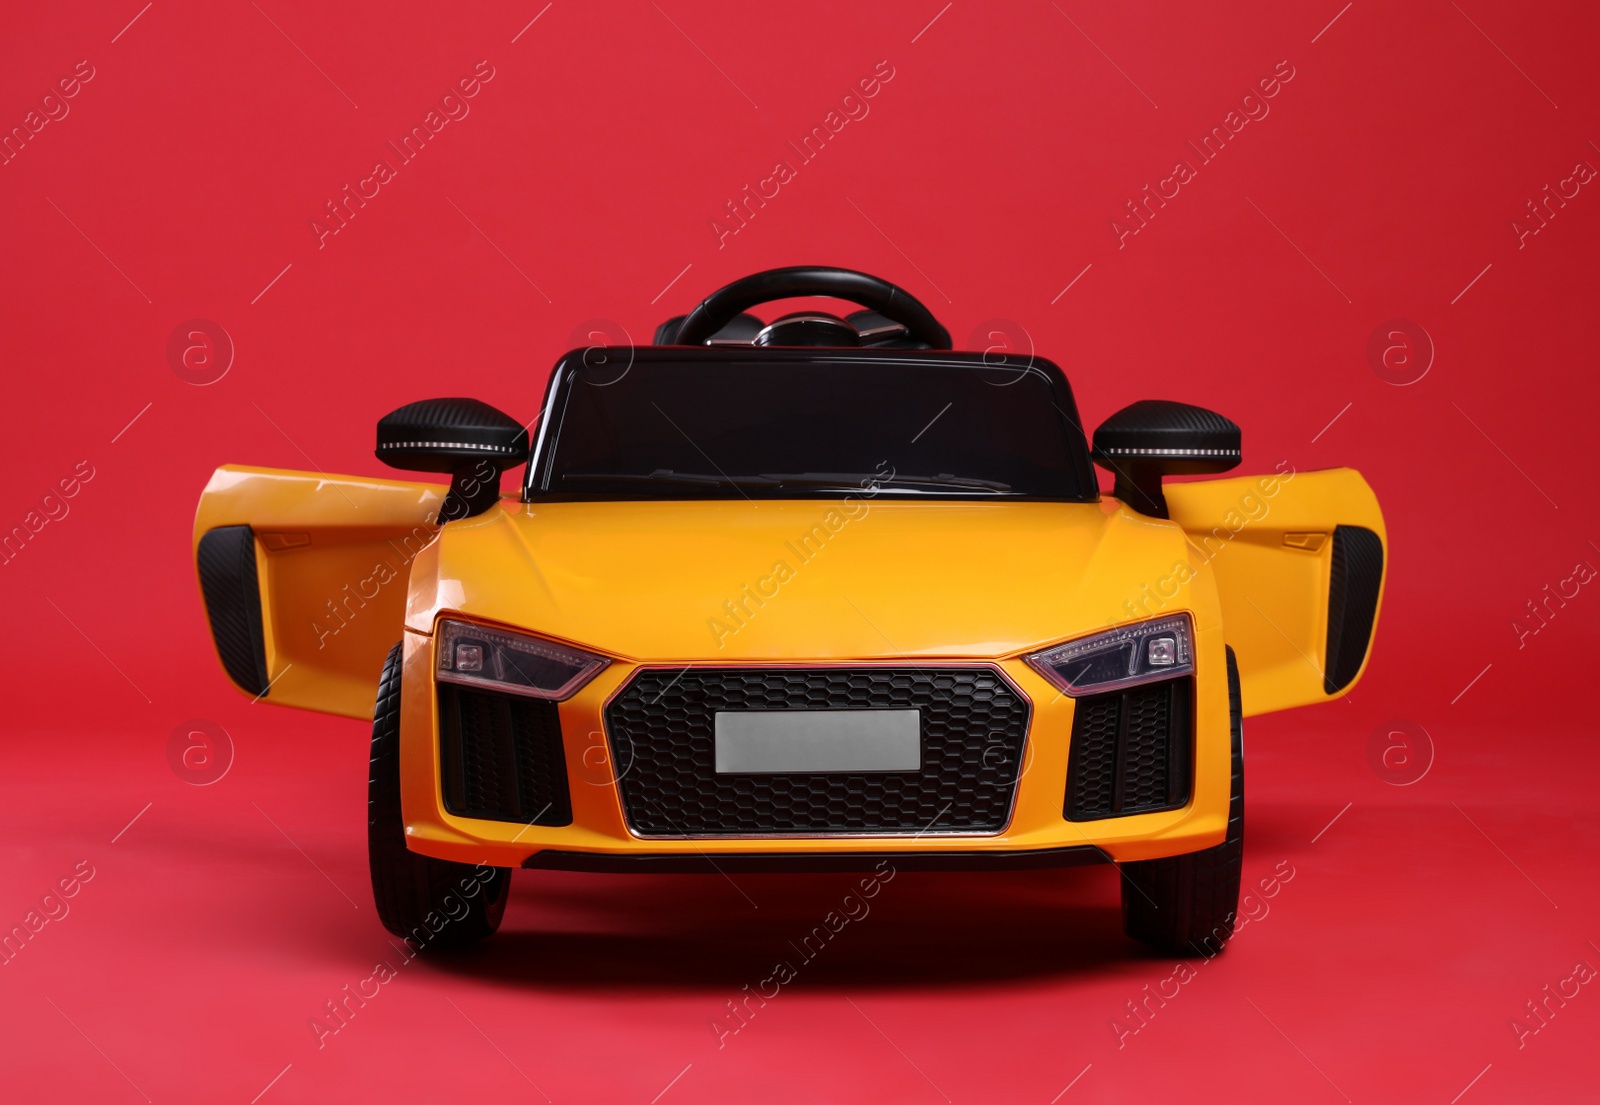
672;266;952;350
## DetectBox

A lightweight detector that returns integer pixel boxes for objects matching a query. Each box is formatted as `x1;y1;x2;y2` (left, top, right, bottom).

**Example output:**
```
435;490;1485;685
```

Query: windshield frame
522;346;1100;504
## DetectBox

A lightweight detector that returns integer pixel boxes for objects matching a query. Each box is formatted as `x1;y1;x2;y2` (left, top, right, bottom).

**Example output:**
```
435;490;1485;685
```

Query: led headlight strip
435;618;609;702
1024;613;1194;697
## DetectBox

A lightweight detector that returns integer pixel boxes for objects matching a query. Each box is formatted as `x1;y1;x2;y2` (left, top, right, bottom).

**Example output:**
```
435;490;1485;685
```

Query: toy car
193;266;1385;955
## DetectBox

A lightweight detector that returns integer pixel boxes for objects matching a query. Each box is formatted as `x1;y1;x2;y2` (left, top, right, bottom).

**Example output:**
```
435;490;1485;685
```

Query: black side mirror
376;398;529;522
1091;400;1240;518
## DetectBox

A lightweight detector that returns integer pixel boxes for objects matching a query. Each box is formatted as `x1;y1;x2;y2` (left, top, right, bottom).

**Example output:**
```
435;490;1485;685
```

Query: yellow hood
407;497;1197;661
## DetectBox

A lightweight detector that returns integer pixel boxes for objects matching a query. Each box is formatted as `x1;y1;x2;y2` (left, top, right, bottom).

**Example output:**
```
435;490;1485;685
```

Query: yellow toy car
193;267;1384;956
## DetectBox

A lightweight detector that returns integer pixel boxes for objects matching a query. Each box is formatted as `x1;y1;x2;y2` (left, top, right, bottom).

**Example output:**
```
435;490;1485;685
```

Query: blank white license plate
714;709;921;774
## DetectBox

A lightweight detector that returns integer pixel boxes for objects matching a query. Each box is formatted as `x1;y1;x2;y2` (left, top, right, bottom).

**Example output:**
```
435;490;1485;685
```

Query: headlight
1024;613;1194;696
435;618;609;701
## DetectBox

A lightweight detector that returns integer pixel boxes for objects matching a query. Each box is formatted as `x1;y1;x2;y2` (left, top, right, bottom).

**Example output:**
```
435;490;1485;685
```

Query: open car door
192;465;443;719
1166;467;1386;716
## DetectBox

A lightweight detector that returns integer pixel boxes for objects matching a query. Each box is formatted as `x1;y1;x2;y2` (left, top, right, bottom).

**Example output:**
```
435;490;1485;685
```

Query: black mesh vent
1325;525;1383;694
196;525;269;696
439;685;572;825
1065;677;1192;821
604;667;1030;836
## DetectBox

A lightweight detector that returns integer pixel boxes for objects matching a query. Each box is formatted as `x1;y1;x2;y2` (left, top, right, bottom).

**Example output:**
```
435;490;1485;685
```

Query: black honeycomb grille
605;667;1030;836
1065;677;1192;821
439;684;572;825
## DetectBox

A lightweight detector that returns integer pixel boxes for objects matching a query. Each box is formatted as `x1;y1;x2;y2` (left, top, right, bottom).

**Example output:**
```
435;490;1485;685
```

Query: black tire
368;642;510;948
1119;646;1244;956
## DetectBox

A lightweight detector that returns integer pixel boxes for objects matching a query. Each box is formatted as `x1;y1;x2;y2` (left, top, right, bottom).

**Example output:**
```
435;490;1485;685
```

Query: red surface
2;2;1596;1101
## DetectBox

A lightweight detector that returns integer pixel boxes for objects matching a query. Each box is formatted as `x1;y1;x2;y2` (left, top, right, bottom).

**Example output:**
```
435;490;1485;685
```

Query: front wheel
1119;646;1244;956
368;642;510;948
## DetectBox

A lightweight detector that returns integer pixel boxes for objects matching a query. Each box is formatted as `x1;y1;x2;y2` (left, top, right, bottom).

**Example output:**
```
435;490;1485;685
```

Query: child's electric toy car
193;267;1384;955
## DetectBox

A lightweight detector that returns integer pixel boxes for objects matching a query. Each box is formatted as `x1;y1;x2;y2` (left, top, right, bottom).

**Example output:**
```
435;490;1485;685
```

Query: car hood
407;498;1196;661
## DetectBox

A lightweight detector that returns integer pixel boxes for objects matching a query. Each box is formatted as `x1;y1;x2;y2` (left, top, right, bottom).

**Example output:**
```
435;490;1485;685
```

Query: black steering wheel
672;266;952;350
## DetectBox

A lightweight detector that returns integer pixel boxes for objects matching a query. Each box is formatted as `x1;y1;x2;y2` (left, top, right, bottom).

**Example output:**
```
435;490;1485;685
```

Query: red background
2;2;1596;1102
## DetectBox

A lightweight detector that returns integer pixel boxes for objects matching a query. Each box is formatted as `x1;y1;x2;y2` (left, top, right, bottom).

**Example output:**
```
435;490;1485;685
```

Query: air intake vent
439;684;573;825
1325;525;1384;694
1065;676;1192;821
196;525;270;696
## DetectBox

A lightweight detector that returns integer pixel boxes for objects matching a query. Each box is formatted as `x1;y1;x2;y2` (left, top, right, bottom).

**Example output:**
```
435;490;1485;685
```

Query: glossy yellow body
193;462;1384;865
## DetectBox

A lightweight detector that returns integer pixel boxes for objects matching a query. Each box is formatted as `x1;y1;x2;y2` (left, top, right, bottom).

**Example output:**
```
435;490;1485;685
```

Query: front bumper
397;627;1234;868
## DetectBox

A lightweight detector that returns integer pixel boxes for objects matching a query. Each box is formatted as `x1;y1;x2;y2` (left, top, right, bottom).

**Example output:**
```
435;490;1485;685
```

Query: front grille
604;667;1030;836
1065;677;1192;821
438;684;573;825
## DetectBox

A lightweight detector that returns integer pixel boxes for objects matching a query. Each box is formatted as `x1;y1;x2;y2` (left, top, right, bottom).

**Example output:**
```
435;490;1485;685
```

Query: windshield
526;351;1097;501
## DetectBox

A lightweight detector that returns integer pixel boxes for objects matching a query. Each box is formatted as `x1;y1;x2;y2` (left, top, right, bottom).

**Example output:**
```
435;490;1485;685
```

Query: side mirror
1091;400;1240;518
376;398;529;522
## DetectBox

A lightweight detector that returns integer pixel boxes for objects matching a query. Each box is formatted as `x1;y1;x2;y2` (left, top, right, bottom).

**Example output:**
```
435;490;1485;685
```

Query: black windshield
526;349;1097;501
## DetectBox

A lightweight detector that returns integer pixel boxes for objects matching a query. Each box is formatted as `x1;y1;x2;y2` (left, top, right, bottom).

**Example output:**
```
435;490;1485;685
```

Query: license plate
714;709;921;774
